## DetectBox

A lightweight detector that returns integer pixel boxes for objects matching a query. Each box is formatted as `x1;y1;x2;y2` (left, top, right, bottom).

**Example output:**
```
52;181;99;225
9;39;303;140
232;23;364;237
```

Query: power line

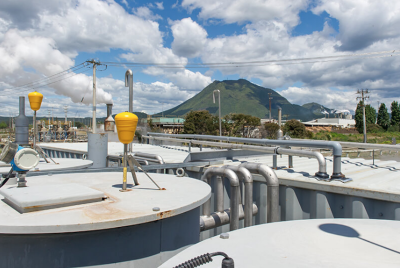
102;50;399;69
6;62;88;91
1;66;92;96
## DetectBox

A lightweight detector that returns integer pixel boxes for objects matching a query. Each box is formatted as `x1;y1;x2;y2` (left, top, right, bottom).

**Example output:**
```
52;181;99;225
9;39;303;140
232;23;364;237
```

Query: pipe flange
315;172;330;181
176;168;185;177
330;173;352;183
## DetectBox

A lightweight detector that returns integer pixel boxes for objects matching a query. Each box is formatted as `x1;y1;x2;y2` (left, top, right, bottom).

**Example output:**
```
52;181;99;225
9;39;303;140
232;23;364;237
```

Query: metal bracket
34;145;58;165
126;155;164;190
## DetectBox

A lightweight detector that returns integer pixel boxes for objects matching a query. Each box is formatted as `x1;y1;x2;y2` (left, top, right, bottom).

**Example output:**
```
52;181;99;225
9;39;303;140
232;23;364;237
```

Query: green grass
312;131;400;144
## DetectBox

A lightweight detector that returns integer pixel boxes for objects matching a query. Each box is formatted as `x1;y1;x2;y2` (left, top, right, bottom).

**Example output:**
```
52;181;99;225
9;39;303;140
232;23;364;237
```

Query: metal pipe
92;63;96;134
201;167;240;231
122;144;128;191
33;111;37;148
200;204;258;231
147;133;344;177
239;162;280;223
276;148;329;179
125;69;133;152
133;152;165;164
216;176;224;213
106;104;113;118
143;135;331;179
225;165;253;227
277;107;283;139
213;90;222;136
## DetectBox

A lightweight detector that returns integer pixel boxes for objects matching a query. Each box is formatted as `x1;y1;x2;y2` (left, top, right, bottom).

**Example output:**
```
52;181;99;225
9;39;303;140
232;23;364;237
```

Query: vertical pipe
33;111;37;148
278;108;282;126
125;70;133;152
122;144;128;191
230;185;239;230
107;104;113;118
216;176;224;213
218;91;221;136
363;104;367;143
288;155;293;168
213;90;222;136
273;155;277;169
92;63;97;134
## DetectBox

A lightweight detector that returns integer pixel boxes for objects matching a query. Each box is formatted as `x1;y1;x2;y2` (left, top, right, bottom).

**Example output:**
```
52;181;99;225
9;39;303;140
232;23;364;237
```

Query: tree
0;122;7;129
223;113;260;137
355;101;376;133
377;103;390;130
282;119;306;138
74;121;84;128
390;101;400;127
264;122;280;139
183;110;218;135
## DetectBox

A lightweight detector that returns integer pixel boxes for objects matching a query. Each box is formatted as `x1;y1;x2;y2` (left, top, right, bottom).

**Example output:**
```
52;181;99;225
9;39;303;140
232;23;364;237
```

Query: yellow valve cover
28;91;43;111
115;112;138;144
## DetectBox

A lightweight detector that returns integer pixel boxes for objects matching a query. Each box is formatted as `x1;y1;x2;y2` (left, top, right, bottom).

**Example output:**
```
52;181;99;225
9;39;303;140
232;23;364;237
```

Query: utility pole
268;93;273;121
377;101;380;123
64;106;68;124
87;60;101;133
213;90;222;136
357;89;369;143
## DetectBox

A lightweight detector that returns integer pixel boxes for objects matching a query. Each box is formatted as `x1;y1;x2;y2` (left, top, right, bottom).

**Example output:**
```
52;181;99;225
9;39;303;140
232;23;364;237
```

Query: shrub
282;119;307;138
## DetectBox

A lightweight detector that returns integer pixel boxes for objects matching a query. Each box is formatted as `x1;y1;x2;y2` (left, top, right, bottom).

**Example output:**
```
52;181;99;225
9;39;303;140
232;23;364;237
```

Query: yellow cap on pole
28;91;43;111
115;112;138;144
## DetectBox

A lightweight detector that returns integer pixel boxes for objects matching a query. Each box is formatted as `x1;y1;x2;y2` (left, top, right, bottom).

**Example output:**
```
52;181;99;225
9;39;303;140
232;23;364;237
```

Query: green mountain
162;79;328;121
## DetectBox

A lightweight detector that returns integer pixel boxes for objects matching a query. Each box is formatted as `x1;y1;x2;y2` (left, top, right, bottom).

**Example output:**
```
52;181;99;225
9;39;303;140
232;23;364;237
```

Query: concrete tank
15;96;29;145
161;218;400;268
0;172;211;267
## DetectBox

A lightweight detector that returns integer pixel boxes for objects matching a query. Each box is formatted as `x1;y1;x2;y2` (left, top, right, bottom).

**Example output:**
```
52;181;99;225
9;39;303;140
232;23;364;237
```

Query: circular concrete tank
0;172;211;267
161;219;400;268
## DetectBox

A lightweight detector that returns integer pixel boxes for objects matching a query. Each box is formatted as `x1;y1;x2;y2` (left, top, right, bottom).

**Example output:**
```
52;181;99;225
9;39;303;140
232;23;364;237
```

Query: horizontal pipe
133;152;165;164
200;204;258;231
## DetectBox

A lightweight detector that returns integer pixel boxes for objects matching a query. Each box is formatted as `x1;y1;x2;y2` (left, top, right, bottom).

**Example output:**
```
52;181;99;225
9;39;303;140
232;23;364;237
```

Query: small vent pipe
15;96;29;145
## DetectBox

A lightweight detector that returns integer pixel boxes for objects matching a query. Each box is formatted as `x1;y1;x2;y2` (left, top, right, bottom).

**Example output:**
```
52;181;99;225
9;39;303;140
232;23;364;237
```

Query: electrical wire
8;62;88;91
1;66;92;96
102;49;399;68
104;53;400;70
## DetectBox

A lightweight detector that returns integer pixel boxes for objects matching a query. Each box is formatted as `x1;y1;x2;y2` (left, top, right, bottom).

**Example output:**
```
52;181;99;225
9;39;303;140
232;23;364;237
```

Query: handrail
143;135;333;180
147;132;345;180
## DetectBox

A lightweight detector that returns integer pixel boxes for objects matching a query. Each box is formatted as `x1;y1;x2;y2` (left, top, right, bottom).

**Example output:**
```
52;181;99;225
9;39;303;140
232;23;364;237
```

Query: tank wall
0;207;200;268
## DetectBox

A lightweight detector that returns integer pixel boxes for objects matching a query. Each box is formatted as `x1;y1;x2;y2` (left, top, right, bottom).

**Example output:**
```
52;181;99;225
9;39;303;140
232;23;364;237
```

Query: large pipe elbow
221;167;240;187
240;162;278;187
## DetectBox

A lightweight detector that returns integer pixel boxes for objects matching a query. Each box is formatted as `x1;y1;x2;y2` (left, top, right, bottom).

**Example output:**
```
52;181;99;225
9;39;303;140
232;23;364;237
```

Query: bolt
379;212;383;217
220;233;229;239
153;207;160;211
340;205;344;209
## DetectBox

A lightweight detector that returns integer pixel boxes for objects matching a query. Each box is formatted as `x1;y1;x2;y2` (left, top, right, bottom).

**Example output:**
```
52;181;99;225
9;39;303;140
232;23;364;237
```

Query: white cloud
313;0;400;51
181;0;308;27
155;2;164;10
171;18;208;58
133;6;162;20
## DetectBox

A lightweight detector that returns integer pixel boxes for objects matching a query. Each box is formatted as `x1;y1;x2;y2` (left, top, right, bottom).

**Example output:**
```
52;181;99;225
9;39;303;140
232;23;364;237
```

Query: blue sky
0;0;399;118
